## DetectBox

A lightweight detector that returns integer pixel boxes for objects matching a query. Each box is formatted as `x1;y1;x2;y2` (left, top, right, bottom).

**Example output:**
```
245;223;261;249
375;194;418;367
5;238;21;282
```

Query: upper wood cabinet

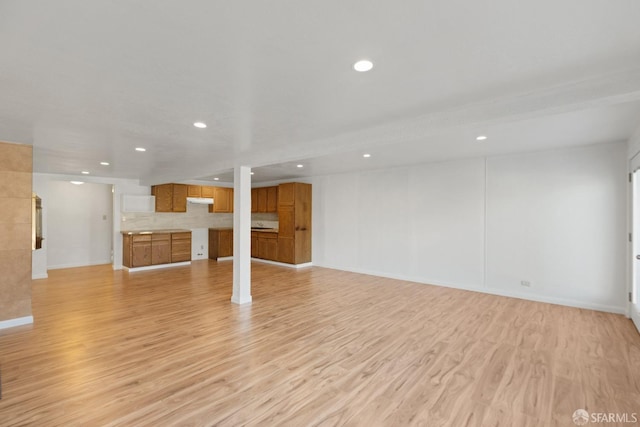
252;186;278;213
251;189;258;213
187;185;201;197
201;186;215;198
172;184;187;212
209;187;233;213
278;183;295;206
153;184;226;213
152;183;187;212
187;185;215;198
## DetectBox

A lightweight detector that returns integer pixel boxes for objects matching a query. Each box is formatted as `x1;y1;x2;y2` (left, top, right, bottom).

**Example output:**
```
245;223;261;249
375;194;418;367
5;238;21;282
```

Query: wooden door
172;184;188;212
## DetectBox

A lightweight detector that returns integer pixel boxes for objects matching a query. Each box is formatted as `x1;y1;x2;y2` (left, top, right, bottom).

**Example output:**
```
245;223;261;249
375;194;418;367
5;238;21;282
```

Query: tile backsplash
121;203;233;231
121;205;280;231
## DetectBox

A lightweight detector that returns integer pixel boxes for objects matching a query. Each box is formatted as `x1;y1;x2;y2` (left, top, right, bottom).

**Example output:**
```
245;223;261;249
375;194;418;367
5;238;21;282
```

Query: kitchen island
122;229;191;270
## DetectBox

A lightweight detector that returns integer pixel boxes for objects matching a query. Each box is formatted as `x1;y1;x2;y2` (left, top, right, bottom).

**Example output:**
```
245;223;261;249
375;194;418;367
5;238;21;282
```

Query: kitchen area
120;182;311;270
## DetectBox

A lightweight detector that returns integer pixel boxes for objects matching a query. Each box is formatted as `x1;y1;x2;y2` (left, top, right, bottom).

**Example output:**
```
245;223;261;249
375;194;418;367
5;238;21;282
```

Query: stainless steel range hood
186;197;214;205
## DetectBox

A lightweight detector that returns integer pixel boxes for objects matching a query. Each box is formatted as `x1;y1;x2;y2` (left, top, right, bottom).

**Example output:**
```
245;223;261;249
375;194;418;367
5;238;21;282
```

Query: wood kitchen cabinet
131;234;152;267
123;231;191;268
171;232;192;262
251;231;258;257
201;186;215;198
151;183;187;212
252;186;278;213
209;228;233;260
209;187;233;213
257;232;278;260
151;233;171;265
187;185;201;197
187;185;215;198
277;182;311;264
251;189;258;213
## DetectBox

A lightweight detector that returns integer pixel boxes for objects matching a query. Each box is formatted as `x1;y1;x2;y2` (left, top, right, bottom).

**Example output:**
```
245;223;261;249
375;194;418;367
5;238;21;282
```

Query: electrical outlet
520;280;531;287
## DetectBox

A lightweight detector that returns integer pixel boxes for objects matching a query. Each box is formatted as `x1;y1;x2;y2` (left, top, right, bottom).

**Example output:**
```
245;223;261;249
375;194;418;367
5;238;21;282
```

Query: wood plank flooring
0;261;639;426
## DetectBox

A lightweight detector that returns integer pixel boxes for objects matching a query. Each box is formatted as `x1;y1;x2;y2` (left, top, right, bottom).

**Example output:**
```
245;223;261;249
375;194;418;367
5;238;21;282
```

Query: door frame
629;152;640;332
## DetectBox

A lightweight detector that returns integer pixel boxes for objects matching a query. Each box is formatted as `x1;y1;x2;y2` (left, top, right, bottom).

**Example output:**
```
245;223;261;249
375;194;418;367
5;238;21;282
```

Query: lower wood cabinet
251;232;258;257
209;228;233;260
257;232;278;260
277;237;294;264
171;232;192;262
151;233;171;265
131;235;152;267
123;231;191;268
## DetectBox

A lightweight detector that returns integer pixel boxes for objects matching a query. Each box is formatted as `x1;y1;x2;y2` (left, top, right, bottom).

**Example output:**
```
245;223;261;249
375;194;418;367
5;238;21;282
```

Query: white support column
231;165;252;304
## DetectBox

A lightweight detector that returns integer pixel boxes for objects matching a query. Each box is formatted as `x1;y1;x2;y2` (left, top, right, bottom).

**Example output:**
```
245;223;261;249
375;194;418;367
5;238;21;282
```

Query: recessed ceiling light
354;60;373;72
81;171;90;175
70;181;84;185
213;177;219;181
194;122;207;129
363;153;371;158
476;135;488;141
135;147;146;152
297;164;304;168
250;172;255;175
100;162;110;166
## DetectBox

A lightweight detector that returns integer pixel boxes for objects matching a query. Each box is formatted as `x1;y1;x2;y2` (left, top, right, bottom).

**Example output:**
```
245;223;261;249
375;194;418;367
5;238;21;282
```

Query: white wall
47;181;113;269
312;142;628;314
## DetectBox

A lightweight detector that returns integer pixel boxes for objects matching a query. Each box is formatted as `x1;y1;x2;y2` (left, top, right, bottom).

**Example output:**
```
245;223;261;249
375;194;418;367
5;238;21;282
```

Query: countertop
121;229;192;235
209;227;279;233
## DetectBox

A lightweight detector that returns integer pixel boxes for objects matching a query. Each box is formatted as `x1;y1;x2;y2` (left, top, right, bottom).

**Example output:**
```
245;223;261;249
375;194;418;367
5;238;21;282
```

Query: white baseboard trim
124;261;191;272
251;258;313;269
32;273;48;280
231;294;253;305
314;263;627;315
217;256;233;262
0;315;34;330
632;306;640;334
48;260;112;270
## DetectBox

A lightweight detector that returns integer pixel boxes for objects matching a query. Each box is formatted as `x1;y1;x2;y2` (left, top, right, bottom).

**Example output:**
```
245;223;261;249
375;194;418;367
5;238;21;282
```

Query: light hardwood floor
0;261;639;426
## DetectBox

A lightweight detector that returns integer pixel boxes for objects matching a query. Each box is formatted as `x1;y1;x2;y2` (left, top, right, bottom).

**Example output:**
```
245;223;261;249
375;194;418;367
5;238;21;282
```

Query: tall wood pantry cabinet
277;182;311;264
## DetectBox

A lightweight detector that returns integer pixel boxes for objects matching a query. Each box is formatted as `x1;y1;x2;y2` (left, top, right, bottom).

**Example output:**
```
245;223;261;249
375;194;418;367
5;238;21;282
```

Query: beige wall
0;141;32;322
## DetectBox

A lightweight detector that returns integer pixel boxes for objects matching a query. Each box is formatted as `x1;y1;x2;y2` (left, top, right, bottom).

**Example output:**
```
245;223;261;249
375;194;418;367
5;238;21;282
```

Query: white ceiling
1;1;640;184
